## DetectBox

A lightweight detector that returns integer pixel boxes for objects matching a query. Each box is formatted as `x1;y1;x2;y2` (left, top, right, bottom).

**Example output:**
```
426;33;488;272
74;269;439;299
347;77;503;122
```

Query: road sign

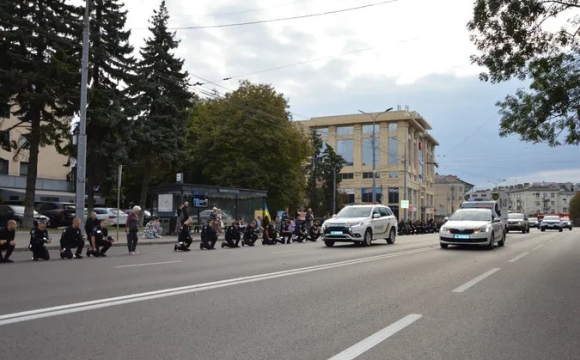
401;200;409;209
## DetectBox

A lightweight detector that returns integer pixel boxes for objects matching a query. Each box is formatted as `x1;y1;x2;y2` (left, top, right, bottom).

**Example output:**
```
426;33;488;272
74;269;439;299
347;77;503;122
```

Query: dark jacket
91;225;110;242
225;225;240;241
243;226;258;240
60;226;83;248
85;217;98;235
0;227;15;242
201;224;217;242
178;225;192;243
181;207;190;224
30;228;49;247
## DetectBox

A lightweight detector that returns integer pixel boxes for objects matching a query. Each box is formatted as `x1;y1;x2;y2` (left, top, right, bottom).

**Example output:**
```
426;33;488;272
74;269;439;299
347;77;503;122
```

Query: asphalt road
1;228;579;360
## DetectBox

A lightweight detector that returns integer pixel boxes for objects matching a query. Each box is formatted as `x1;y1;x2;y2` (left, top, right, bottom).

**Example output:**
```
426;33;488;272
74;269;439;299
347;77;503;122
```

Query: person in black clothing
59;218;85;259
262;222;277;245
0;219;17;263
242;221;259;246
308;220;320;241
29;219;52;261
222;222;241;248
181;202;190;224
200;220;218;250
87;218;114;257
281;208;289;223
175;218;193;251
280;219;292;244
294;221;307;243
85;212;99;237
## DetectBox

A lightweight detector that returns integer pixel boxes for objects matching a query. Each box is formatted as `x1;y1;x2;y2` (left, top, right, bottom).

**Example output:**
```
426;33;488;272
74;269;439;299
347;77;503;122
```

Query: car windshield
449;210;491;222
529;217;538;221
544;216;560;221
508;214;524;219
336;207;372;218
461;202;494;209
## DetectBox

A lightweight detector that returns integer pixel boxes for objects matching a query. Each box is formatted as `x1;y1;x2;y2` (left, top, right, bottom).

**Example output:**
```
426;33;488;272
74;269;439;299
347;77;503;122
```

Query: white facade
508;187;574;215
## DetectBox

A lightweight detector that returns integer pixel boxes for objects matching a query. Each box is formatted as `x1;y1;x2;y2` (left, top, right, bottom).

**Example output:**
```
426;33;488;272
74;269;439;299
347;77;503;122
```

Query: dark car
34;202;76;228
0;204;50;228
507;213;529;233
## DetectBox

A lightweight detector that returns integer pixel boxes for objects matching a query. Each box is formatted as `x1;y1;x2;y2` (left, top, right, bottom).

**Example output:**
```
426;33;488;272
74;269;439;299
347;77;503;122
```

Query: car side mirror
332;214;337;218
493;218;501;223
443;217;449;222
373;213;381;219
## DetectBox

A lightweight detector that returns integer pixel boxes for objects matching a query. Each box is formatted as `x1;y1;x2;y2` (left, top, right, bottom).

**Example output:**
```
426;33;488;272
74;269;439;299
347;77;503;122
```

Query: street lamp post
390;136;408;221
488;179;506;191
358;108;393;203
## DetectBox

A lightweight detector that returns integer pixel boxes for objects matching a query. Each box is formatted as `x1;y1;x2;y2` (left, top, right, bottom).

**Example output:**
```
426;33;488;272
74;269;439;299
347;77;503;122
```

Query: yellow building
300;110;439;221
433;174;474;218
0;103;74;202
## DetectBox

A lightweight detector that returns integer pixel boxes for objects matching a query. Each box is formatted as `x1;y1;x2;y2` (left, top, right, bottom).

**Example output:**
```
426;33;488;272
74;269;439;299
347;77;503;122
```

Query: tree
318;143;347;215
0;0;81;228
82;0;136;211
129;0;192;218
569;192;580;225
186;80;311;212
468;0;580;146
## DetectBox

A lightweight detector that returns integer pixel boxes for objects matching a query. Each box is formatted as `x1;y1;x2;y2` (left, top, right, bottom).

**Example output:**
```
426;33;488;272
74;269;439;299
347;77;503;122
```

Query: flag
264;203;271;221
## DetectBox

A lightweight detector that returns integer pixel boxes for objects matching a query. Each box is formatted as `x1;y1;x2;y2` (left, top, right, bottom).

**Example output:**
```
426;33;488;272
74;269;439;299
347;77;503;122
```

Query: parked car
85;208;128;227
34;202;76;228
0;205;50;228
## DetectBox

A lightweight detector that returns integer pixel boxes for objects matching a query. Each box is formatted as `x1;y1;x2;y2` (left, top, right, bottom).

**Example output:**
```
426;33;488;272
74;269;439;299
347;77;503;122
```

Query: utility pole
332;166;336;215
358;108;393;203
75;0;90;234
403;149;408;221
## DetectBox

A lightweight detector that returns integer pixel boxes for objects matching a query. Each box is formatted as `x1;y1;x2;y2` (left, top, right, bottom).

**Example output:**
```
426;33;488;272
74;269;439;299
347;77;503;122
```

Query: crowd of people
397;219;445;235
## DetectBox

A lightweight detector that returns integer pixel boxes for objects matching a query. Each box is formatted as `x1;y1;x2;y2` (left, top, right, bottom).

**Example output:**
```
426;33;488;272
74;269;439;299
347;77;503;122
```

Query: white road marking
327;314;423;360
452;268;501;293
114;261;183;268
270;249;303;254
508;252;529;263
0;246;435;326
533;244;545;250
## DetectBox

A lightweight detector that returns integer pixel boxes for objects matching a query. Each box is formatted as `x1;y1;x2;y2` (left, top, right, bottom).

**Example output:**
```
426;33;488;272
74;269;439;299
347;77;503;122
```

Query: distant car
196;209;234;227
540;216;563;232
34;202;76;228
528;217;539;229
0;205;50;228
507;213;529;233
86;208;128;227
439;208;505;250
561;218;572;230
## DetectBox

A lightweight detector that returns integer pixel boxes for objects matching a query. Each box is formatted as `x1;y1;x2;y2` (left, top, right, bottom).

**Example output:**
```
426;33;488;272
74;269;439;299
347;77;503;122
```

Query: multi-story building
506;184;575;215
434;174;474;218
0;103;75;203
301;109;439;220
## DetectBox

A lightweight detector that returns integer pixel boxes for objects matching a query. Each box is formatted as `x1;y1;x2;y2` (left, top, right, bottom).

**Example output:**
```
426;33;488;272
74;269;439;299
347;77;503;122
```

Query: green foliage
569;192;580;224
186;80;311;212
128;0;193;210
0;0;81;228
468;0;580;146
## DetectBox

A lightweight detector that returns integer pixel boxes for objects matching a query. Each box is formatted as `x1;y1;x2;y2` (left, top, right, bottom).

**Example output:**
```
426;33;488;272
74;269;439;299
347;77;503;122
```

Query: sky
114;0;579;189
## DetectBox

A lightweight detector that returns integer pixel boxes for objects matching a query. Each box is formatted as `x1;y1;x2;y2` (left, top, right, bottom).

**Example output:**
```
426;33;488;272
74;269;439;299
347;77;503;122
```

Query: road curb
13;238;201;252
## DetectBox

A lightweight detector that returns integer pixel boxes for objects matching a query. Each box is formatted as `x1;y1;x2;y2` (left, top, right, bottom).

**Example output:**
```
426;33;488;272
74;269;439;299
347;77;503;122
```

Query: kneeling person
87;219;114;257
29;219;52;261
200;220;218;250
222;222;241;248
175;218;193;251
60;218;85;259
0;220;17;263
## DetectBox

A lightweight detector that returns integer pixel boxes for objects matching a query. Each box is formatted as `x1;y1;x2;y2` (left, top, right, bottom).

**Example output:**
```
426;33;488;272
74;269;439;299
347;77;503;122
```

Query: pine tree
83;0;136;210
0;0;81;228
130;0;192;216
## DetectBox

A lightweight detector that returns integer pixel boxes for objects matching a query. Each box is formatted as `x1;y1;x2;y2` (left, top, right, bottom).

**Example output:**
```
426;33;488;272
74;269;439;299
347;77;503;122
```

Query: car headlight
519;221;524;225
440;226;448;232
348;222;362;228
476;226;489;233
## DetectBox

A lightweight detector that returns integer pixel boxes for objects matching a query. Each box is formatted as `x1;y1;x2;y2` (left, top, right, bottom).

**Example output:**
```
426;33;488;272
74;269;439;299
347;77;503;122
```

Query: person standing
126;205;141;255
174;203;184;235
0;220;17;263
181;202;190;224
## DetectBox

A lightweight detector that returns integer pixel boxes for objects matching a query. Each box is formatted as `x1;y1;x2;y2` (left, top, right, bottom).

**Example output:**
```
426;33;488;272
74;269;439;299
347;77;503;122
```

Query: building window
563;198;567;203
18;135;27;148
535;201;540;206
551;201;555;206
388;187;399;204
19;162;28;176
340;173;354;180
336;139;354;166
361;188;382;203
315;127;328;137
362;172;376;179
0;158;8;174
388;137;398;164
362;138;379;166
337;126;353;136
341;193;355;205
389;171;398;178
0;103;9;119
563;207;568;212
551;193;555;198
362;124;379;134
388;123;397;132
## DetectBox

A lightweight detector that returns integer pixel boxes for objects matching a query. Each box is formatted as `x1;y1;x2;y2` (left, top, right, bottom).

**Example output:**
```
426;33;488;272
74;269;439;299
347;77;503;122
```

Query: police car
320;204;398;247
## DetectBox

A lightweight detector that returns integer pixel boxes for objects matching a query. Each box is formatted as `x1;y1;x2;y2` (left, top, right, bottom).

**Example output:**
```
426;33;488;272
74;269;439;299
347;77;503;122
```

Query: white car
439;208;505;250
540;216;563;232
85;208;128;227
320;204;398;247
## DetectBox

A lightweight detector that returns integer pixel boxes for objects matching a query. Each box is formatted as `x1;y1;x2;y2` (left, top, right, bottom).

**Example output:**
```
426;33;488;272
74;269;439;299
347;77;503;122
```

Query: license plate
330;231;343;235
454;234;470;239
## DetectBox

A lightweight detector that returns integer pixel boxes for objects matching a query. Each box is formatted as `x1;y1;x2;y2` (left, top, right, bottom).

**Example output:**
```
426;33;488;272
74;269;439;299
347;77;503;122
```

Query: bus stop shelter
147;183;268;233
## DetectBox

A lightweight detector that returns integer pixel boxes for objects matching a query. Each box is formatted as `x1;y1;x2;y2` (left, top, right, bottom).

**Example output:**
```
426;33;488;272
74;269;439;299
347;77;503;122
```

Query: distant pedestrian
126;206;141;255
175;203;184;234
182;202;190;224
0;219;17;263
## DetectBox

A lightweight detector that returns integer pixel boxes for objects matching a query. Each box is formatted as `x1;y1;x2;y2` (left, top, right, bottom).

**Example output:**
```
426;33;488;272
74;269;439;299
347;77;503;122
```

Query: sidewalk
13;230;206;252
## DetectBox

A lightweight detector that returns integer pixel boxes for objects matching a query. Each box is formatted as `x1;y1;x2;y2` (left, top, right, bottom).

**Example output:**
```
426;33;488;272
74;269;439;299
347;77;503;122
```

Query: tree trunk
139;155;151;226
23;112;41;229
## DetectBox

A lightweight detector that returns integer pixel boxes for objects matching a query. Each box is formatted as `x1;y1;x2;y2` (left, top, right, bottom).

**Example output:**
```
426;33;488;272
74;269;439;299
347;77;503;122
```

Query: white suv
321;205;398;247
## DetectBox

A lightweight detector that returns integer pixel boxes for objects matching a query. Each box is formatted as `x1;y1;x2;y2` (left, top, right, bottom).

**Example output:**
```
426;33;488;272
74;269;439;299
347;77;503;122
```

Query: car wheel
324;240;334;247
362;229;372;246
386;228;396;245
440;243;448;249
559;228;563;232
506;229;510;233
527;227;530;233
498;231;505;247
486;233;494;250
521;227;526;234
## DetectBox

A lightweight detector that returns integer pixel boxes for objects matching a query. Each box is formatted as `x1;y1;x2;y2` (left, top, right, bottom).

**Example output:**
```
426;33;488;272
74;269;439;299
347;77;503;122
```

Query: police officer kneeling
200;220;218;250
175;218;193;251
87;218;114;257
29;219;52;261
222;222;241;248
60;218;85;259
